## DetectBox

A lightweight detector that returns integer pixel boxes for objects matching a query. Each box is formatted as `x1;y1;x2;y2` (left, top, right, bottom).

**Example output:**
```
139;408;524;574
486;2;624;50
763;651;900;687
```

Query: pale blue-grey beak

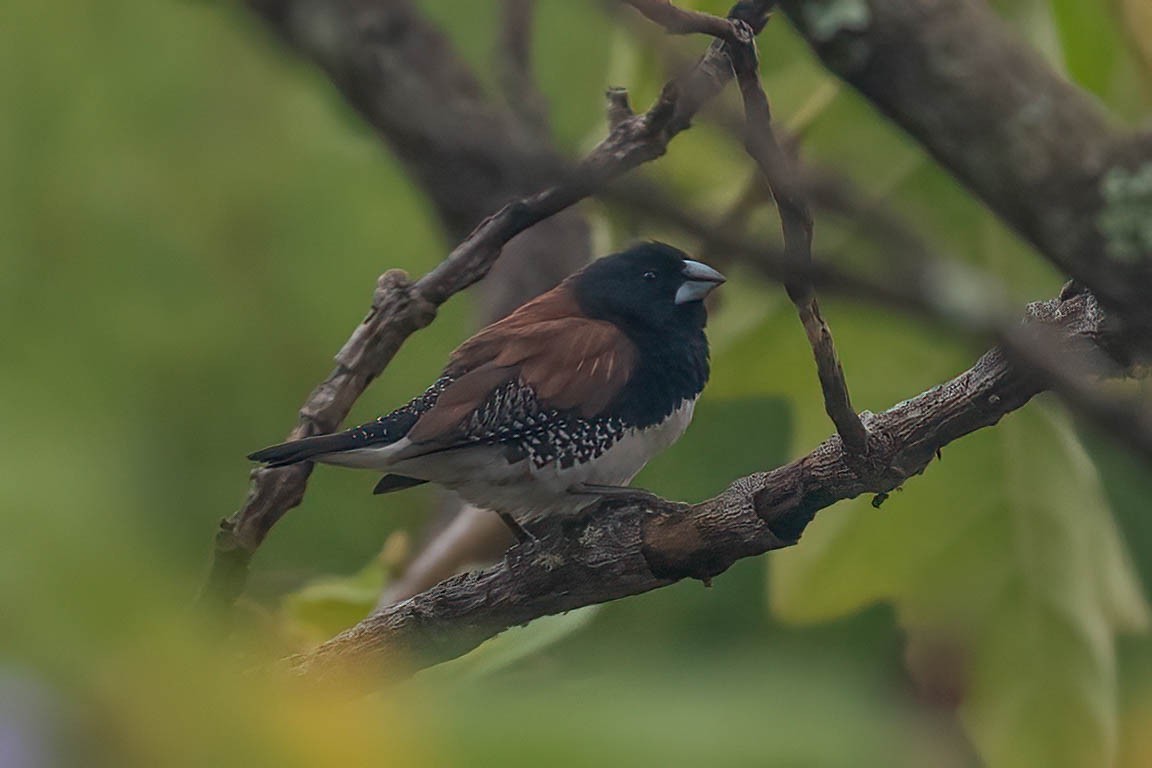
675;259;726;304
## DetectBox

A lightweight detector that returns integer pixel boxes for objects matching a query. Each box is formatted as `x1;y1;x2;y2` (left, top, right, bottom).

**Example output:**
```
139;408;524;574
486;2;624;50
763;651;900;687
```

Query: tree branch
289;290;1114;684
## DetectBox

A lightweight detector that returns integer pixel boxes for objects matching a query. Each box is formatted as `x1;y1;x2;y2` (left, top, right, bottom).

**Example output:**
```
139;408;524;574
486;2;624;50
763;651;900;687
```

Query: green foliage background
2;1;1151;766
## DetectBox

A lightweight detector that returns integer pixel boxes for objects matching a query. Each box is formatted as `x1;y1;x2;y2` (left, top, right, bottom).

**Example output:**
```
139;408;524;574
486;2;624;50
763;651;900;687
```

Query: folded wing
402;289;637;453
248;286;638;467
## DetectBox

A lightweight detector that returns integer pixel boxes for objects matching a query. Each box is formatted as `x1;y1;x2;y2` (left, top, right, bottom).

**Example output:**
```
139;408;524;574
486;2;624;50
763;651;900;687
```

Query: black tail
247;433;360;467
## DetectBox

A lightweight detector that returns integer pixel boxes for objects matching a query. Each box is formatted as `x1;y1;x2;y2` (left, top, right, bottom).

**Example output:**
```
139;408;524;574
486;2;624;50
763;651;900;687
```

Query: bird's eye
642;270;657;281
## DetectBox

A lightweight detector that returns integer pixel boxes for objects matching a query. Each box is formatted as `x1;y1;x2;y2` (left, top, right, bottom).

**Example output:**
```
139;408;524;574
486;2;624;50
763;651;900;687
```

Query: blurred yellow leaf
1122;0;1152;75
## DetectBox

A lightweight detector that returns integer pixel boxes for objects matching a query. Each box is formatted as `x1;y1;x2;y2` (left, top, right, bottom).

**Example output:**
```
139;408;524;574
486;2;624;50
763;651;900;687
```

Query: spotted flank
453;379;629;469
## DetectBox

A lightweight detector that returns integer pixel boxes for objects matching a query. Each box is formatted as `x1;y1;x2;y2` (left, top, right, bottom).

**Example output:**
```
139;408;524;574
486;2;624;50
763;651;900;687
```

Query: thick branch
779;0;1152;346
290;290;1112;683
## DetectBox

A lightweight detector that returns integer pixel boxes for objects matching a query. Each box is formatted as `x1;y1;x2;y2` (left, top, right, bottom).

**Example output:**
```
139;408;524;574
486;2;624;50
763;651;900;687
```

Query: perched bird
248;242;725;539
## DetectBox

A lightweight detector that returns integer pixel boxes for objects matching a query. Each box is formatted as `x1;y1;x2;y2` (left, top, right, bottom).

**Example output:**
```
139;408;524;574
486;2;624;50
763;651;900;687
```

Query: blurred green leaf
282;558;386;639
1050;0;1122;97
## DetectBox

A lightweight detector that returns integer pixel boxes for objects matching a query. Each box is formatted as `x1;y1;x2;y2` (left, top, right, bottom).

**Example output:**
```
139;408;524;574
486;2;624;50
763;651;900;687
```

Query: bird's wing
400;313;637;453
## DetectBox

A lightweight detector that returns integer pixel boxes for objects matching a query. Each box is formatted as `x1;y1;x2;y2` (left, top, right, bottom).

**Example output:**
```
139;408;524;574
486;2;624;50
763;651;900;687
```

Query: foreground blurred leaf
715;305;1148;767
1120;0;1152;76
80;622;432;768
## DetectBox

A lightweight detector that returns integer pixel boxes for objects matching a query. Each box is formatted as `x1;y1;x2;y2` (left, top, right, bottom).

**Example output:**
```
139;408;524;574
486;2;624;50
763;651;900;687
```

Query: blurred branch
202;0;775;608
779;0;1152;350
290;290;1117;685
376;503;511;608
498;0;550;137
245;0;590;321
727;20;869;456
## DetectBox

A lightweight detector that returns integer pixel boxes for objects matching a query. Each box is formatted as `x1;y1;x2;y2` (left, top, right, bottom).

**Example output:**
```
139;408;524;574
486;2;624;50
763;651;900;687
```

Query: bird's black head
571;242;725;339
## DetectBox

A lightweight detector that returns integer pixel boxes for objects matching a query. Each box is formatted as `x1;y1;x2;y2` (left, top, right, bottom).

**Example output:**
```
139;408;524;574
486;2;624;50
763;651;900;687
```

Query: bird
248;241;725;540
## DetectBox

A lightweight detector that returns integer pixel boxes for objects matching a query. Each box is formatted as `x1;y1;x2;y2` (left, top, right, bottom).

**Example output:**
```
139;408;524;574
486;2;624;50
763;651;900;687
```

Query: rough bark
780;0;1152;345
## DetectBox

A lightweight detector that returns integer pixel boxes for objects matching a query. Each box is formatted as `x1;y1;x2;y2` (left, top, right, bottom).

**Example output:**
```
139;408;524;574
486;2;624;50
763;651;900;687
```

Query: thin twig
726;21;870;455
622;0;741;40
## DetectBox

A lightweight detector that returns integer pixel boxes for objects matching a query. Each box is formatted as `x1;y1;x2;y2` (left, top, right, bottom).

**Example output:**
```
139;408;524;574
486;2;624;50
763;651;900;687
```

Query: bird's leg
495;510;535;545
